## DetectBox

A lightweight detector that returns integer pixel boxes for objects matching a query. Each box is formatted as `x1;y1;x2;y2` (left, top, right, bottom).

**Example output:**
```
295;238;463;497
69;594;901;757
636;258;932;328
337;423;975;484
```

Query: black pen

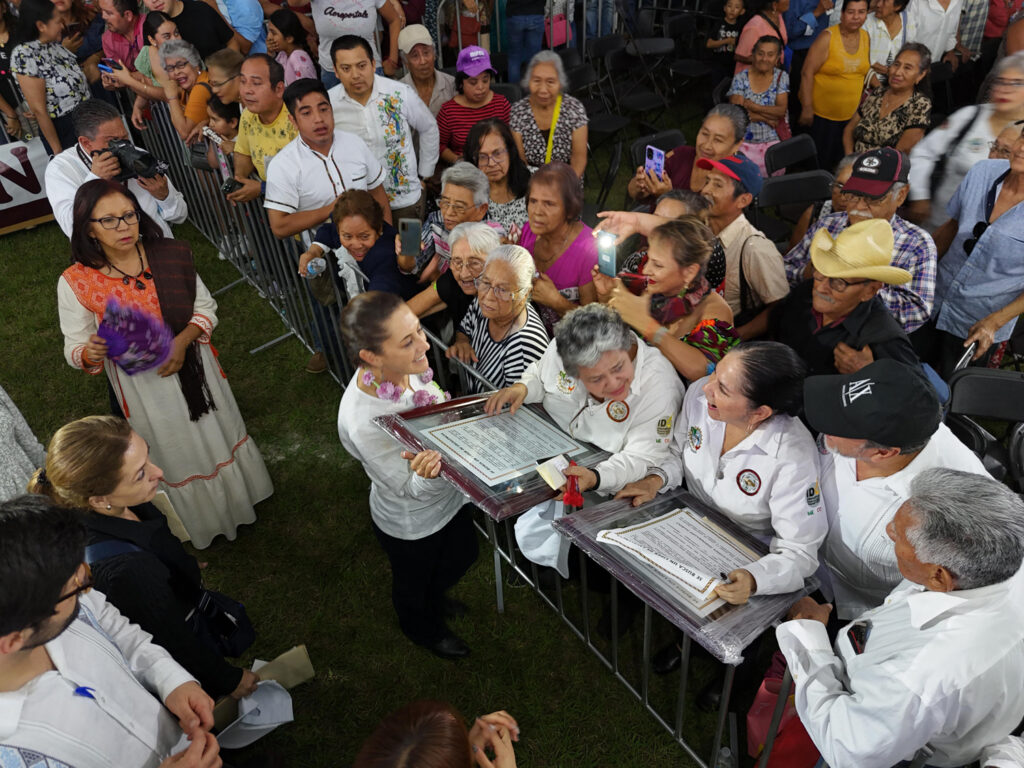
719;572;732;584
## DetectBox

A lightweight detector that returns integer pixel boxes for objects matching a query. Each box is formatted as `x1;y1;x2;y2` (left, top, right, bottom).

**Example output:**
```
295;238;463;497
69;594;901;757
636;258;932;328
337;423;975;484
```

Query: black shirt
435;268;474;328
86;502;243;697
316;222;421;300
772;279;920;376
170;0;234;59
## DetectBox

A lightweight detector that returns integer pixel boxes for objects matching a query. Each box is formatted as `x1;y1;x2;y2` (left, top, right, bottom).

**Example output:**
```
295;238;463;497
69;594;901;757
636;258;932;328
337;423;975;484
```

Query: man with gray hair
779;467;1024;768
803;358;989;621
400;161;501;283
783;147;937;333
44;99;187;239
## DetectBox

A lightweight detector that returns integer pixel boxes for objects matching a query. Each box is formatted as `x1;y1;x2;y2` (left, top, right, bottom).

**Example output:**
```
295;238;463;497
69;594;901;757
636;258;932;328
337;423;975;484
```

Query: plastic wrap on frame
374;395;611;521
553;490;817;665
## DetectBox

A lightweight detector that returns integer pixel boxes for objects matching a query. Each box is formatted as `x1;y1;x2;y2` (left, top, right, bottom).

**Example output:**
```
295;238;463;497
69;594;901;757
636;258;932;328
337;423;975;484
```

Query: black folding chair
945;367;1024;487
753;170;834;247
628;129;686;168
664;13;712;91
583;140;623;225
491;82;523;103
711;76;731;105
558;46;583;70
764;134;819;175
567;62;631;147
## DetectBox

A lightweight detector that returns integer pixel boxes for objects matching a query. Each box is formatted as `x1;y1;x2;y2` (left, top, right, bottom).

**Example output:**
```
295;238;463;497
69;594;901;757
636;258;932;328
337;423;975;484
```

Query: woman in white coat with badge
619;341;827;685
485;303;685;578
619;341;826;601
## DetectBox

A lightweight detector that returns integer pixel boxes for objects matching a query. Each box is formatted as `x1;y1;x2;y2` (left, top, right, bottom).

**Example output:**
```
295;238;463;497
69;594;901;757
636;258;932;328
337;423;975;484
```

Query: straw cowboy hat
809;219;911;285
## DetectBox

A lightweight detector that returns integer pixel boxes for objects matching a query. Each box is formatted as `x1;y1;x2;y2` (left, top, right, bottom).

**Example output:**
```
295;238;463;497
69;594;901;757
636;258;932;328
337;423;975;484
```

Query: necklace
360;367;450;407
537;223;573;266
105;244;152;291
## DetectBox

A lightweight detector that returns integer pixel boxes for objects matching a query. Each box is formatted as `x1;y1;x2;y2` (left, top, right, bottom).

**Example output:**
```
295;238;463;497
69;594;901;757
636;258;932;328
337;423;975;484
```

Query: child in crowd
266;8;317;85
709;0;745;88
205;96;240;174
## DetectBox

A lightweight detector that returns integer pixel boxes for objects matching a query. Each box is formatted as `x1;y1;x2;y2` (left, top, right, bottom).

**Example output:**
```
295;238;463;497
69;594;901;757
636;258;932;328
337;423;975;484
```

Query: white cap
397;24;434;55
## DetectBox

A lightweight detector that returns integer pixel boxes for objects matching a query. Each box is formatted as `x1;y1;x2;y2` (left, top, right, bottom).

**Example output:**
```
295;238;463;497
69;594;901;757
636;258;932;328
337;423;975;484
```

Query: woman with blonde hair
27;414;259;700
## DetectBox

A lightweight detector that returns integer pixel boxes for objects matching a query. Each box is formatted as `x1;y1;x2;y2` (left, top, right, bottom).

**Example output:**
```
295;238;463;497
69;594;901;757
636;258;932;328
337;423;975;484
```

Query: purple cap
456;46;496;77
696;154;763;196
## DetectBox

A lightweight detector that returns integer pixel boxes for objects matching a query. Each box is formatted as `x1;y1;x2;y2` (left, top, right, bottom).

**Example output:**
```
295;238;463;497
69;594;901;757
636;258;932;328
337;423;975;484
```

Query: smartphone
100;58;123;70
954;341;979;372
64;21;85;36
596;231;617;277
220;177;243;195
398;218;421;256
645;145;666;178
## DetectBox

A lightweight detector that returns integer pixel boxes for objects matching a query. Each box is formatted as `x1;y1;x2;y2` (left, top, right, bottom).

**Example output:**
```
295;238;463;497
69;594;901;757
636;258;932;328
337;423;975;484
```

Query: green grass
1;107;724;767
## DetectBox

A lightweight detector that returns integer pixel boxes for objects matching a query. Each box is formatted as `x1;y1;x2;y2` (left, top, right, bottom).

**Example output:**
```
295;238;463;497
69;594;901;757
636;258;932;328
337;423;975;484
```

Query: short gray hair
555;304;634;376
705;103;749;144
835;153;860;175
160;39;203;71
521;50;569;92
441;161;489;207
448;221;501;257
905;468;1024;590
994;51;1024;79
484;244;534;293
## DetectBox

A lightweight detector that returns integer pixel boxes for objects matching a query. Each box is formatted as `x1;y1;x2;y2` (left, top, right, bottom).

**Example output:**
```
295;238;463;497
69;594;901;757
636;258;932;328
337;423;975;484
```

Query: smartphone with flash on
645;145;666;178
398;218;421;256
596;231;617;277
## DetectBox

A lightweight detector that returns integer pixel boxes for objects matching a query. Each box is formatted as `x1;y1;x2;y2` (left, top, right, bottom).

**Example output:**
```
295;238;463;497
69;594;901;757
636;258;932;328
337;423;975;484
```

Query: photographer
45;99;187;239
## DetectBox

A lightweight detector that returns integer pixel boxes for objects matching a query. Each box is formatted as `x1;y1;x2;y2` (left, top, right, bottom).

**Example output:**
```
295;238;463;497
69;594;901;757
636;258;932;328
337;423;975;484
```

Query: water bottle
714;747;735;768
306;257;327;277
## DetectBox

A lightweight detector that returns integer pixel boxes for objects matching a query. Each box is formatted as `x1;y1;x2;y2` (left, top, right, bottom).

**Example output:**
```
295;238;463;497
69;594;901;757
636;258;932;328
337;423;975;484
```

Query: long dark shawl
146;239;216;421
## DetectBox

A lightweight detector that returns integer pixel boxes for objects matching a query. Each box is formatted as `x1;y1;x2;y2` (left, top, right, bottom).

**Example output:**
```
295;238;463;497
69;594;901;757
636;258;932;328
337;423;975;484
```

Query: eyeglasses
812;273;871;292
90;210;140;229
474;277;526;302
208;73;237;88
477;147;508;167
164;60;190;74
449;257;485;274
991;77;1024;89
438;197;471;215
989;140;1013;159
57;563;93;604
964;220;989;254
839;189;889;206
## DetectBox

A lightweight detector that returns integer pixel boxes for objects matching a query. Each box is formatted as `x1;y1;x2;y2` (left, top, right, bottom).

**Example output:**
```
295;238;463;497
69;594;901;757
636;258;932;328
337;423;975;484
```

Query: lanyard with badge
544;94;563;164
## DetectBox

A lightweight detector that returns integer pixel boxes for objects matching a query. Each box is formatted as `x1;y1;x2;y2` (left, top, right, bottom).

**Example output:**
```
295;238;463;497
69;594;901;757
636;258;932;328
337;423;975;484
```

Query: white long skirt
106;343;273;548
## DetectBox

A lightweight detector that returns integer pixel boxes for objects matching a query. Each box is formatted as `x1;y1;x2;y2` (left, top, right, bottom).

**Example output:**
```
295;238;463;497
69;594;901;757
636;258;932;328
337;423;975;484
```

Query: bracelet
591;468;602;491
651;325;670;346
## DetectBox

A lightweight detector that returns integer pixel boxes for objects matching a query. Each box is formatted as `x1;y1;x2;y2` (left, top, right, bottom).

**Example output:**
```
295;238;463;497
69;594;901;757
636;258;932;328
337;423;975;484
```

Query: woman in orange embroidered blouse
57;179;272;548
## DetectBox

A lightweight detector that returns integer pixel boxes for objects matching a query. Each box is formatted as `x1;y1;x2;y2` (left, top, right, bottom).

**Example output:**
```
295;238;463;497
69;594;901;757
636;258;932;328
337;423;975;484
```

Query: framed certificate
374;395;610;520
554;489;817;664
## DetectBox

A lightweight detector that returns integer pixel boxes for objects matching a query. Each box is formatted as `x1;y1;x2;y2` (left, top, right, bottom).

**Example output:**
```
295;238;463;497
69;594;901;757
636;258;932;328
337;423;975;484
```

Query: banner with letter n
0;139;53;236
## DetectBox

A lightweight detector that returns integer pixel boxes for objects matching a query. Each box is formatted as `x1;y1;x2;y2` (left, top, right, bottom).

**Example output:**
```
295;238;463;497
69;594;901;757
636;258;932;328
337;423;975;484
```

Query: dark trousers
372;506;479;644
788;47;810;131
910;318;992;380
810;115;847;175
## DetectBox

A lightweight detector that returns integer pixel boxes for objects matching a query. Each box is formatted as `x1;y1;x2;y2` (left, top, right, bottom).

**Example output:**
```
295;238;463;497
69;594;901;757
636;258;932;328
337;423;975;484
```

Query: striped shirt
459;301;549;393
436;93;511;156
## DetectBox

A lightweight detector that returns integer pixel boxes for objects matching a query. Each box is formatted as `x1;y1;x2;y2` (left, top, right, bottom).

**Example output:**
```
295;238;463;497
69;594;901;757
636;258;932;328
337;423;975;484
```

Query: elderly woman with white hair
485;303;684;576
447;245;550;393
403;161;502;284
510;50;589;178
158;39;211;144
407;222;502;328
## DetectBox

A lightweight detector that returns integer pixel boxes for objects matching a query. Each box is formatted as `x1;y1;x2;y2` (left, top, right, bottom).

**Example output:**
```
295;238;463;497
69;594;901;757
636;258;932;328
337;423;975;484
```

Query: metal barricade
131;101;360;383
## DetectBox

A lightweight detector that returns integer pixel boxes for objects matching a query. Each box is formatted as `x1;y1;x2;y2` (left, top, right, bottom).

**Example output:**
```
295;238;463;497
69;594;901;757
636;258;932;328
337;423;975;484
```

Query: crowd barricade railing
130;99;497;390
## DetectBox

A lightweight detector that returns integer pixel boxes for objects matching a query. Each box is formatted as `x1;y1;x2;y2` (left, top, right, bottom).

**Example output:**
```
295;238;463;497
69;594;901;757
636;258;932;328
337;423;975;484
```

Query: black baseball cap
803;359;940;448
842;148;911;199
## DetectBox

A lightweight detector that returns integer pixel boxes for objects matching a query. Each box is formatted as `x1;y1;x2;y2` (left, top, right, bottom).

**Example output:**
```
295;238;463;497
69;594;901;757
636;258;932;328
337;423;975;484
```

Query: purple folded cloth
96;297;173;375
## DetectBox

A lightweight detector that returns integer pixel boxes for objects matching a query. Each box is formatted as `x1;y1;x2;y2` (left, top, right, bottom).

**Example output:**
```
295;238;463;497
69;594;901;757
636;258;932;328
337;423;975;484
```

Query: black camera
104;138;169;181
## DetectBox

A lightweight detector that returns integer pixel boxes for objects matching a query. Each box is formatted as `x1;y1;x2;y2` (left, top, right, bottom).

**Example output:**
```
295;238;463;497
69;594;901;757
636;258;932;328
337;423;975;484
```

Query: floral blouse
853;89;931;154
727;68;789;144
510;93;588;169
11;40;89;118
